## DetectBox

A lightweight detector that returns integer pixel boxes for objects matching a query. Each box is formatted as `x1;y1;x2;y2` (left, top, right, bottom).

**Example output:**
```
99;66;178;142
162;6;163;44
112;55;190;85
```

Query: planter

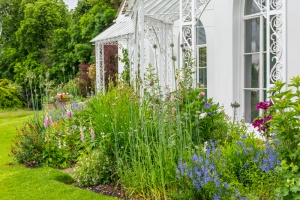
56;98;71;106
43;103;55;110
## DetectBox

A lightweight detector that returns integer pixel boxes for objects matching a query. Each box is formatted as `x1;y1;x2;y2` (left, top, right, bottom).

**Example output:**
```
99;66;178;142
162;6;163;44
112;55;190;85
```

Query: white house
91;0;300;123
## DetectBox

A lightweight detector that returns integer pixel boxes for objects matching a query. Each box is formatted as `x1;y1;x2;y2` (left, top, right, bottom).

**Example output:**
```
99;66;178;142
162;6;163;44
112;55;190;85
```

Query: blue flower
192;153;199;162
205;103;211;108
213;194;220;200
224;182;229;188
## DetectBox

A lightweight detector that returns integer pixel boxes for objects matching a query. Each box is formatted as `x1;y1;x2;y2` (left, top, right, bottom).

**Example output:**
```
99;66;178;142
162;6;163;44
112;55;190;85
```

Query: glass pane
245;0;263;15
245;54;260;88
245;18;260;53
196;20;206;45
263;17;267;52
198;47;207;68
199;68;207;87
263;89;267;101
244;90;260;123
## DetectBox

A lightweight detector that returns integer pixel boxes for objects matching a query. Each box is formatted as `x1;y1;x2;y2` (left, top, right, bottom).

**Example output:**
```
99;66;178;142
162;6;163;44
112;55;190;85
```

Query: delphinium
176;136;281;199
176;140;231;199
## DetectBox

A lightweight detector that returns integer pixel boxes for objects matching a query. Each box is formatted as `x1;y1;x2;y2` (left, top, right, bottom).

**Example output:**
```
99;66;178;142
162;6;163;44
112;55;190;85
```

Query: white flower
199;113;207;119
203;141;208;152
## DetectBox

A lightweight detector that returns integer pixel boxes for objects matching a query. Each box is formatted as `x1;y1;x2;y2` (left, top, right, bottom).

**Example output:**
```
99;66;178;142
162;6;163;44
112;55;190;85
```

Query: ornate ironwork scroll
144;16;174;93
95;42;104;94
266;0;286;87
245;0;286;88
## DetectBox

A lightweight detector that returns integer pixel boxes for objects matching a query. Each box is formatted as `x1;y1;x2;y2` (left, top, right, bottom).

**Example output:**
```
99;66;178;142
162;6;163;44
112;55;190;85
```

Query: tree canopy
0;0;120;83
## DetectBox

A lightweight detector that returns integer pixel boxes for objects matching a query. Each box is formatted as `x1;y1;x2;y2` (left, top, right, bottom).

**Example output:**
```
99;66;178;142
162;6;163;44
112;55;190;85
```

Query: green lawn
0;110;117;200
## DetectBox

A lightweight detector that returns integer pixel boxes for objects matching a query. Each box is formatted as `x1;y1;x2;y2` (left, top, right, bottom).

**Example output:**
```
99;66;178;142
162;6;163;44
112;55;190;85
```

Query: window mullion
259;16;264;116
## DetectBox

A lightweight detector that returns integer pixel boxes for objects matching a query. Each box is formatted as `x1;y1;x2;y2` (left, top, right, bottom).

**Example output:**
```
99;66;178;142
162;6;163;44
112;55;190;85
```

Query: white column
139;0;145;96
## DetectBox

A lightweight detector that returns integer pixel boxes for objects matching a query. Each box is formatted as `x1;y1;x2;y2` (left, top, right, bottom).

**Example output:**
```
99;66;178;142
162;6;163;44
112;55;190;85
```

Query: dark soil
85;183;127;199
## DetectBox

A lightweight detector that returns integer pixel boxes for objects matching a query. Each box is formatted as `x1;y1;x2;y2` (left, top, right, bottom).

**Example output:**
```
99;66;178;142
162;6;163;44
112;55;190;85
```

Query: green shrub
276;160;300;199
176;134;280;199
0;79;24;108
265;76;300;198
180;88;228;144
268;76;300;165
73;149;113;186
11;117;45;167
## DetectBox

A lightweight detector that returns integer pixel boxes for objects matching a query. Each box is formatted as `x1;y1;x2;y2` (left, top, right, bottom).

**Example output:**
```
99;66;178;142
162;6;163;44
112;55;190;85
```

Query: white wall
286;0;300;82
210;0;235;117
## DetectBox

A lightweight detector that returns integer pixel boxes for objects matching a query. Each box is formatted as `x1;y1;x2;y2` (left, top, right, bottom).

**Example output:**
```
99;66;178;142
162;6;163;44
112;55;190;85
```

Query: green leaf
290;185;300;193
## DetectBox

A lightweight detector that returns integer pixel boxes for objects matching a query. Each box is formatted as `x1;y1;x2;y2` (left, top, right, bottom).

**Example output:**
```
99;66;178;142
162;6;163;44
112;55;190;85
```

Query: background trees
0;0;120;85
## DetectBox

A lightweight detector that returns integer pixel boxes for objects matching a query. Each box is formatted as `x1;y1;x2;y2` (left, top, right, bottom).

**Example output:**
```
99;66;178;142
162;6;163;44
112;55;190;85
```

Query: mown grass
0;110;117;200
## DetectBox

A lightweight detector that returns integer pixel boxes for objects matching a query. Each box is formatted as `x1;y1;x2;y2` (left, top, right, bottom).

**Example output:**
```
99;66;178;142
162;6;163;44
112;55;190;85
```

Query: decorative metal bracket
266;0;286;90
252;0;286;89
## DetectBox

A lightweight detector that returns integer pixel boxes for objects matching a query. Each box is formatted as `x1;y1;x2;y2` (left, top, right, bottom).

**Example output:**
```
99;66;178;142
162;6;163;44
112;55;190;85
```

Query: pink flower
81;133;84;142
44;117;49;127
66;110;72;118
200;92;205;96
44;116;54;127
91;129;95;141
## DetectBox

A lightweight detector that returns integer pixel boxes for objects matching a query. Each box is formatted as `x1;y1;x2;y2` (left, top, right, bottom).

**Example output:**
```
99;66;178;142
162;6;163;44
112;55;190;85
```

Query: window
196;20;207;91
243;0;267;122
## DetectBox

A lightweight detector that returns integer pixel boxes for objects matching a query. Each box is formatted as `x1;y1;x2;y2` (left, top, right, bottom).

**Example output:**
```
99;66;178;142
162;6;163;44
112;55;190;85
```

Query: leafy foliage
0;0;118;94
73;150;113;186
268;76;300;165
0;79;24;108
11;118;45;167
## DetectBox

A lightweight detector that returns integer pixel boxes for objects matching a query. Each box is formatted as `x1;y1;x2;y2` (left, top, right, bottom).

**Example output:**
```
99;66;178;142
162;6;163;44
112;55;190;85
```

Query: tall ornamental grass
82;63;228;198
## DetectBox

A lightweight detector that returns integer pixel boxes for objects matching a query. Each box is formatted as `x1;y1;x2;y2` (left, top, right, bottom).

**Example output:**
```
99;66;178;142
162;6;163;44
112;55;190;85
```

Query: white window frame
242;2;267;123
196;45;207;90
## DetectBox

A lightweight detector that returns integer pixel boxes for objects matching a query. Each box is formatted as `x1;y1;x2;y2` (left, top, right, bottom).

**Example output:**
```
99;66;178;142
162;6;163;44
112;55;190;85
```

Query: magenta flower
264;116;272;122
252;118;264;129
255;101;274;110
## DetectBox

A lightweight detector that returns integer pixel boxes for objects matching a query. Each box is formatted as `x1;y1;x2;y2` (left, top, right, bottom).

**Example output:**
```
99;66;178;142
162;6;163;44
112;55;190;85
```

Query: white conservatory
91;0;300;122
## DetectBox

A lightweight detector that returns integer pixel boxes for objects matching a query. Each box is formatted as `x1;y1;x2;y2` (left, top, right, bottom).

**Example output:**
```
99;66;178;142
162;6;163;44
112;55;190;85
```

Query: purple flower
214;194;220;200
205;103;211;109
66;110;72;118
224;182;229;189
192;153;199;162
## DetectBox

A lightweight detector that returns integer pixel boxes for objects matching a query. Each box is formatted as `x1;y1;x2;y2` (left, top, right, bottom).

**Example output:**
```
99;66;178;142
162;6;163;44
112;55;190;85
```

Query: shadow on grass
53;173;75;185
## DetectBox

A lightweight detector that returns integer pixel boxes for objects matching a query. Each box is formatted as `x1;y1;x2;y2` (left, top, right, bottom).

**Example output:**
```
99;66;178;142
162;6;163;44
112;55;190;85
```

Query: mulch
85;183;127;199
